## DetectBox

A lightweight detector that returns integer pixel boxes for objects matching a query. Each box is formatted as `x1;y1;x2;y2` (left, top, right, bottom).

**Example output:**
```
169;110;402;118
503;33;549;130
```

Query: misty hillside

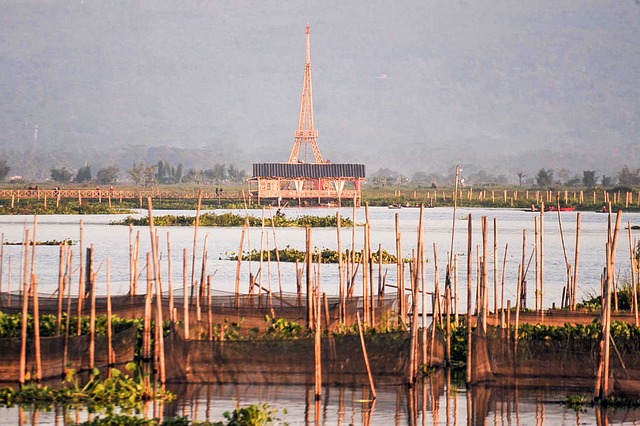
1;0;639;182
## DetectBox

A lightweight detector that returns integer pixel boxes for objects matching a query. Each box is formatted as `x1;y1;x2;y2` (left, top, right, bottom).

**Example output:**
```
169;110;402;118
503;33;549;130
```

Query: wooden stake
167;233;174;323
183;247;190;340
190;191;203;302
146;198;166;384
19;264;29;386
77;220;84;336
235;219;248;308
33;274;42;383
56;243;67;335
465;214;473;384
629;222;639;326
572;213;581;310
107;258;114;367
356;311;377;399
337;212;345;324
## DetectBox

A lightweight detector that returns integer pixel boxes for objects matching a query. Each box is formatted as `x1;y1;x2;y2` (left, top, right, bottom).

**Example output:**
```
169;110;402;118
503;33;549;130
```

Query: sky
1;0;639;182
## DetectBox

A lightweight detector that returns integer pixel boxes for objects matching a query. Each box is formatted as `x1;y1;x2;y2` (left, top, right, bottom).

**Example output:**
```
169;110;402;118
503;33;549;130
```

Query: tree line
47;161;248;187
369;165;640;189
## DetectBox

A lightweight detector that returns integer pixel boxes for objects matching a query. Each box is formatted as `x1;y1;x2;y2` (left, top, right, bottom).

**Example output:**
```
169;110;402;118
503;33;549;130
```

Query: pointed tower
288;24;324;164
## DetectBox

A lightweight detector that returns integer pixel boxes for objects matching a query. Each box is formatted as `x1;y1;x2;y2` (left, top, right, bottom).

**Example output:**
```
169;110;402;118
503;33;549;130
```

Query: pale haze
1;1;639;182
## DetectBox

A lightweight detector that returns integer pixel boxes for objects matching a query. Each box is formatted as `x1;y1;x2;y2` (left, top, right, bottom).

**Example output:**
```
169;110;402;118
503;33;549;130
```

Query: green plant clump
0;364;173;410
77;403;286;425
228;245;402;264
112;213;353;228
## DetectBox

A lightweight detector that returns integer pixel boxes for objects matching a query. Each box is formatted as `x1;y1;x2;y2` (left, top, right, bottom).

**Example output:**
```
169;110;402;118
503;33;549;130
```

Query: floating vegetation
112;212;353;228
4;238;75;246
0;365;174;410
0;312;139;338
0;200;133;215
77;404;285;425
226;245;403;263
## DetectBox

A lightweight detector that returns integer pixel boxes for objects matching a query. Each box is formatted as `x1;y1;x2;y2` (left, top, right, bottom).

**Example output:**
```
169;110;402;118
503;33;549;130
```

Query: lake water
1;372;639;425
1;206;640;425
0;206;638;312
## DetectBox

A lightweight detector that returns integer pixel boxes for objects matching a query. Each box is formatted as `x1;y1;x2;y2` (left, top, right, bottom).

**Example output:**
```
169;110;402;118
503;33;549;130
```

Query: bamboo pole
89;267;96;372
268;208;283;300
395;213;404;322
190;191;203;302
77;220;84;336
133;231;140;296
107;258;114;367
572;213;581;310
493;218;498;317
314;284;322;400
629;222;639;326
540;204;545;311
259;208;265;296
143;252;152;363
235;219;248;308
336;212;345;324
183;248;190;340
167;233;174;323
19;262;29;386
146;198;166;384
465;214;473;384
362;206;370;326
500;244;509;328
62;248;73;377
32;274;42;383
306;227;313;329
56;243;67;335
129;224;134;295
481;217;488;330
356;311;377;400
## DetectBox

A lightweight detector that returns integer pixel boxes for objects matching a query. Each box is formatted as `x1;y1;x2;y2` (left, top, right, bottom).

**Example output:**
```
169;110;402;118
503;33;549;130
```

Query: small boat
388;203;402;209
549;206;576;212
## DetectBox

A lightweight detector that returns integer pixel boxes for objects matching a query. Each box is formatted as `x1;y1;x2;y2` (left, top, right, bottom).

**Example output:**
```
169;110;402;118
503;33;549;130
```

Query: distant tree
601;175;613;187
174;163;183;183
617;165;640;186
128;162;157;187
183;168;204;184
566;175;581;187
0;159;10;181
227;163;247;182
516;171;527;186
535;168;554;187
96;165;119;185
213;163;226;183
75;165;92;183
557;168;572;185
50;167;73;183
371;168;401;187
582;170;597;188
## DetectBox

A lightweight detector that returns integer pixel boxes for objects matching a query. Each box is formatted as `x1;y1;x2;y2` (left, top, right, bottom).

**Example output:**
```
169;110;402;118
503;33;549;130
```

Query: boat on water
388;203;402;209
549;205;576;212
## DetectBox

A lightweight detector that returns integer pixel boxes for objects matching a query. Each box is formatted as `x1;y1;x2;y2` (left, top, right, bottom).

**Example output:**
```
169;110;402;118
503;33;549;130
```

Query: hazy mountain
1;0;638;182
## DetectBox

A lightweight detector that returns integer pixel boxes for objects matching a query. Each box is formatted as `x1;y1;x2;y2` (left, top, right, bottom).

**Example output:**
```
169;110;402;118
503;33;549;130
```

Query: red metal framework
288;25;324;164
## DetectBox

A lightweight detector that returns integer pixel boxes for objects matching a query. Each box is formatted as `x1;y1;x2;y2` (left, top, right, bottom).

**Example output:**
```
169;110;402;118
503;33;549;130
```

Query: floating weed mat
112;212;353;227
0;201;133;215
76;403;285;426
4;238;75;246
0;364;174;410
227;245;403;263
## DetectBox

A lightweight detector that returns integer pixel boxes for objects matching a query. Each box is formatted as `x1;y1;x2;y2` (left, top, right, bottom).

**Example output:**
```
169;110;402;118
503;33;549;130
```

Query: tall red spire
288;24;324;164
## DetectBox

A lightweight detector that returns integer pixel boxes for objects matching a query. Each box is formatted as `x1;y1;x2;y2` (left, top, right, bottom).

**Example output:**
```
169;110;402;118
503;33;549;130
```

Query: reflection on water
3;370;640;425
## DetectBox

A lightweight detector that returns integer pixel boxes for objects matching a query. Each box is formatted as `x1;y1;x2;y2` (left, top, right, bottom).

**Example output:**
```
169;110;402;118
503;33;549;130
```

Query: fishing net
0;325;137;382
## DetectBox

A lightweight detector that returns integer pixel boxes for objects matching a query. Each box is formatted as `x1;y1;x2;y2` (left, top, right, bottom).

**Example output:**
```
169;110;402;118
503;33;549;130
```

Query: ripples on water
2;371;640;425
1;207;638;311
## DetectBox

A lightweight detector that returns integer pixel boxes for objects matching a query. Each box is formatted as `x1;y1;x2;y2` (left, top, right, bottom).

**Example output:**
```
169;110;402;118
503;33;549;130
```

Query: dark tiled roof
252;163;366;179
